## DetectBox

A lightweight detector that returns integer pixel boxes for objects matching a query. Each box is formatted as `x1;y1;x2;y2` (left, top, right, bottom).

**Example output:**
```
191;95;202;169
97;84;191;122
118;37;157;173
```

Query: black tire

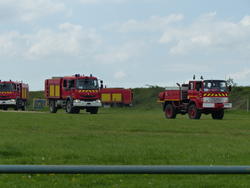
87;107;98;114
188;104;201;119
212;110;224;120
21;102;27;111
164;104;176;119
15;99;21;110
66;100;74;113
49;100;57;113
3;106;8;111
73;108;80;114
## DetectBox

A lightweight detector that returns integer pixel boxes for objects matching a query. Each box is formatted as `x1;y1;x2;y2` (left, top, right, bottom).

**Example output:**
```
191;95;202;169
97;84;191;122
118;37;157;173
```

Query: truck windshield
0;83;15;92
203;80;228;92
76;79;99;90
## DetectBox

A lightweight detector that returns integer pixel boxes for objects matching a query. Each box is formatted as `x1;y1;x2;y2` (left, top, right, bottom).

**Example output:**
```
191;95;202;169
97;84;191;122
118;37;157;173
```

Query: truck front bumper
203;103;232;109
0;99;16;105
73;99;102;107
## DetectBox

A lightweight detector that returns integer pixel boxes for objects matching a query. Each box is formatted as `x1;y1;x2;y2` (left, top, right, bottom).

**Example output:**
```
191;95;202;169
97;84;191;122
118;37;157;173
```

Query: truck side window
63;80;67;88
189;82;194;90
69;80;75;89
12;84;17;91
196;82;202;91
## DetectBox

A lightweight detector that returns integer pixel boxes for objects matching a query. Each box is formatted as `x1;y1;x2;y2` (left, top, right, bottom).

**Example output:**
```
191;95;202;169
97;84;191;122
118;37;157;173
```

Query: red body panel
100;88;133;105
159;90;181;101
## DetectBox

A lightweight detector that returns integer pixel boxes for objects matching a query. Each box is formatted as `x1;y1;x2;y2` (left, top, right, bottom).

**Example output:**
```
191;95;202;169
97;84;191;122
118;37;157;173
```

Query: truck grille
80;95;96;98
0;96;9;99
203;97;228;103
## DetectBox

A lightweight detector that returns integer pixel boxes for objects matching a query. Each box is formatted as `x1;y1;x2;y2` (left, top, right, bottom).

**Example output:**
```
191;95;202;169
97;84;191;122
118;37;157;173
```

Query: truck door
62;79;75;99
188;81;202;99
188;81;203;108
62;79;70;99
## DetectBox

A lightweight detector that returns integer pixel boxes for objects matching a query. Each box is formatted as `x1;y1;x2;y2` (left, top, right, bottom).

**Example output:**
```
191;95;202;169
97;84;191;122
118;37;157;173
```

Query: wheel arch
163;101;172;111
188;100;198;108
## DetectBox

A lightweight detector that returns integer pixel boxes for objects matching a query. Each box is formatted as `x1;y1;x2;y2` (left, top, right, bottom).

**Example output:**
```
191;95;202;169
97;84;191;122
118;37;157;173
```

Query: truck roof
203;80;226;82
189;79;226;82
0;80;26;84
49;75;98;80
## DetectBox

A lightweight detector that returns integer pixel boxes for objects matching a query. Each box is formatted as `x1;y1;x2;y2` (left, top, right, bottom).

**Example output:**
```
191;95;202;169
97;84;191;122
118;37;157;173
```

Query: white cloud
107;14;183;32
240;15;250;26
0;0;66;22
79;0;157;4
95;41;147;64
0;31;21;56
0;23;102;59
79;0;126;4
27;23;102;59
114;71;126;79
229;69;250;81
159;13;250;55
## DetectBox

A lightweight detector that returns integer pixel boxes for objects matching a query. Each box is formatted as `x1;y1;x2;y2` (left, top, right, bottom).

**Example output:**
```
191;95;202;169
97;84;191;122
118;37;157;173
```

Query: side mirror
228;85;232;92
100;80;103;89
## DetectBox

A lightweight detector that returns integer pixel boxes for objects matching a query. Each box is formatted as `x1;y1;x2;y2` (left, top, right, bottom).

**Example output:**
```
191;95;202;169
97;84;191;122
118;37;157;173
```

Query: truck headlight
74;99;80;103
96;99;101;103
10;99;16;102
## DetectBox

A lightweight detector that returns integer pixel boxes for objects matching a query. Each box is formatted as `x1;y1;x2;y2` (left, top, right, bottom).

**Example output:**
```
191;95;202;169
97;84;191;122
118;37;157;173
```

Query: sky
0;0;249;90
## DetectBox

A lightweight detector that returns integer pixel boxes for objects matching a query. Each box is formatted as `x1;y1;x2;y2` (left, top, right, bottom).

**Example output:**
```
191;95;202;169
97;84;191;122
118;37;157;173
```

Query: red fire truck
45;74;102;114
158;79;232;119
0;80;29;111
100;88;133;107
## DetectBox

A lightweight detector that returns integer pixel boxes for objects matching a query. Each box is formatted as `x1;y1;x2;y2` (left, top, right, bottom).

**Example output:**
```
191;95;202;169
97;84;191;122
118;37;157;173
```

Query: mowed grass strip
0;108;250;187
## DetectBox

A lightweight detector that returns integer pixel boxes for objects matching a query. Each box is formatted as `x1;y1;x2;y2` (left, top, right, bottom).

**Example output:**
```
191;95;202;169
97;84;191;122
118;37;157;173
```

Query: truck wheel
188;104;201;119
3;106;8;111
66;100;74;113
164;104;176;119
21;102;27;111
15;99;21;110
49;100;57;113
87;107;98;114
73;108;80;114
212;110;224;120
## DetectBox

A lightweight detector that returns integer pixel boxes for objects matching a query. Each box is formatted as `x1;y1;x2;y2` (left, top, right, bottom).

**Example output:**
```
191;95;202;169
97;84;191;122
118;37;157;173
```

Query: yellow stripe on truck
50;85;55;97
55;85;60;97
112;93;122;102
101;93;111;102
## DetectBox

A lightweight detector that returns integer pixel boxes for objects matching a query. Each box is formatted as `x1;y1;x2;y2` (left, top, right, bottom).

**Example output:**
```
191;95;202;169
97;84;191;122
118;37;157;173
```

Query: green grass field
1;108;250;187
